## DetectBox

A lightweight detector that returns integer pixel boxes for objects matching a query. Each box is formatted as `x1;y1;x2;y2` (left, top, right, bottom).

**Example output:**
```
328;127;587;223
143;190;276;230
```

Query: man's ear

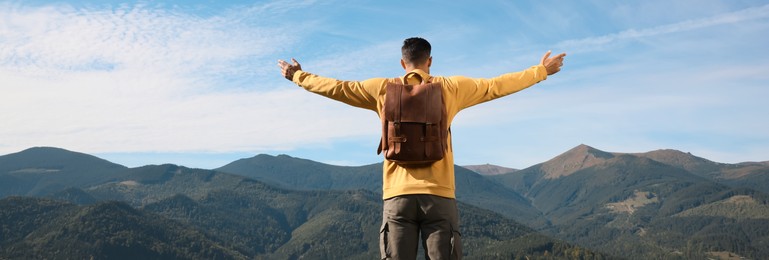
400;59;407;70
427;56;432;67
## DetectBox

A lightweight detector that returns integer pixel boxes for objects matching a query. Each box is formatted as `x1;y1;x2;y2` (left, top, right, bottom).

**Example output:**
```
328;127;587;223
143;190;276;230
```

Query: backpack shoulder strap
378;77;401;155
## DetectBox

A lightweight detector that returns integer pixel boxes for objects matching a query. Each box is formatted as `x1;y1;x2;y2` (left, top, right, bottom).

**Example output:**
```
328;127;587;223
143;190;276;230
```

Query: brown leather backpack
377;72;448;167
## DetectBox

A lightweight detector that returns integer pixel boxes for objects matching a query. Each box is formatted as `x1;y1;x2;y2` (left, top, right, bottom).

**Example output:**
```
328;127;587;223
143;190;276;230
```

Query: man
278;37;565;259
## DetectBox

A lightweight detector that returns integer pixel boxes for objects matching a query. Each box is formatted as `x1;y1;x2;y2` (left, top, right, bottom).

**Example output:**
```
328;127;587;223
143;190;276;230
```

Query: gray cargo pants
380;194;462;260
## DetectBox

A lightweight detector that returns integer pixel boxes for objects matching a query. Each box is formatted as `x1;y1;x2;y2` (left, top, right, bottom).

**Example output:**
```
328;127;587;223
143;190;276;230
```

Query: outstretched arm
452;50;567;110
276;58;380;111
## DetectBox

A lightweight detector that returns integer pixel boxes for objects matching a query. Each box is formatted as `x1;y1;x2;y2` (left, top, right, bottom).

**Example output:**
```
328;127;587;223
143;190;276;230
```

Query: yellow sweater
292;65;548;199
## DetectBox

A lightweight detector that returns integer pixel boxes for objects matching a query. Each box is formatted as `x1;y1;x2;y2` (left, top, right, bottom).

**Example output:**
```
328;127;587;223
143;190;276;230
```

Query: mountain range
491;144;769;258
1;145;768;259
216;154;545;226
0;147;600;259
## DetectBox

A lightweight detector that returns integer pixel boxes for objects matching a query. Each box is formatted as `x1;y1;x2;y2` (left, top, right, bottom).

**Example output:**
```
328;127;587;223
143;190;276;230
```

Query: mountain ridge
2;145;769;258
489;145;769;259
216;153;545;225
540;144;615;179
2;145;764;175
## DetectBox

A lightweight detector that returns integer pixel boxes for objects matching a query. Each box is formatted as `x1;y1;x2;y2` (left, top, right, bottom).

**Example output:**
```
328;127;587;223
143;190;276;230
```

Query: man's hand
540;51;566;75
277;58;302;81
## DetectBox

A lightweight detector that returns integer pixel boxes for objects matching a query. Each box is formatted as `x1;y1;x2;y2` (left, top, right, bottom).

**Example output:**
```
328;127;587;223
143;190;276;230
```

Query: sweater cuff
535;64;548;81
291;70;305;85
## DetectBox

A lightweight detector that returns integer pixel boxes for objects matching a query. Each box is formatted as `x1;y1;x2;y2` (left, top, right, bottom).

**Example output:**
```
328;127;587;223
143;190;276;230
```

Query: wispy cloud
556;3;769;52
0;2;290;81
448;3;769;167
0;1;353;155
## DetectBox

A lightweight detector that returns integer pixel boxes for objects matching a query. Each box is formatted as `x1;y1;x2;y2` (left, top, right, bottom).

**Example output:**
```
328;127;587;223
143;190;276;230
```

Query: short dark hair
401;37;431;65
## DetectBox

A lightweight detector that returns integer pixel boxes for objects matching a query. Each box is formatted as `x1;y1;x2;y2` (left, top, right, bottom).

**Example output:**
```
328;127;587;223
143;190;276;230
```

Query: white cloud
0;2;290;80
1;66;377;153
556;3;769;52
0;1;374;155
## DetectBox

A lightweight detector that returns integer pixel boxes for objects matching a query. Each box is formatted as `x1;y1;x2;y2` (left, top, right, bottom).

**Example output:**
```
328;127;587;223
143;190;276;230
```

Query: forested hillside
0;149;607;259
217;154;545;225
490;145;769;259
2;145;768;259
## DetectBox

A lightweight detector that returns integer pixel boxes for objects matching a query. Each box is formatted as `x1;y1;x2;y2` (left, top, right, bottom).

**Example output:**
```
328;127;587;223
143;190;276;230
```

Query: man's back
290;65;549;199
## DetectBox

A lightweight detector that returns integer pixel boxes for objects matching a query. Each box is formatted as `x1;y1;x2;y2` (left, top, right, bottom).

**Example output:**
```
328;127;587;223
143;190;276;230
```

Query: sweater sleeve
450;64;548;110
292;70;383;112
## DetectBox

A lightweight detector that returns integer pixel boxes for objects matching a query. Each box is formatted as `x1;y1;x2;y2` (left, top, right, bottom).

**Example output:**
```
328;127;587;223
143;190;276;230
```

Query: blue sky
2;0;768;169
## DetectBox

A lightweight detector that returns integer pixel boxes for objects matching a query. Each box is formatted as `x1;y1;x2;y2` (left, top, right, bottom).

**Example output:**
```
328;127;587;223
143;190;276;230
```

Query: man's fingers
541;50;552;64
278;58;300;70
278;58;300;80
541;52;566;63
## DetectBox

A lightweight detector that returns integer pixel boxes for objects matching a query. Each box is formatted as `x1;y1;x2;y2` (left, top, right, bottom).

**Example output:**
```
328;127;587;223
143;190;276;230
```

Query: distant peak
541;144;614;179
642;148;689;156
1;146;126;170
639;149;707;161
633;149;718;173
250;154;296;160
20;146;74;154
569;144;610;155
574;144;592;149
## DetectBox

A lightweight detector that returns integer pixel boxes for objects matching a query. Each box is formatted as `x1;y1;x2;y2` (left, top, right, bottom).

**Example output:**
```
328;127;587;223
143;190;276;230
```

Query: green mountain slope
0;147;126;197
636;149;769;194
490;145;769;259
674;194;769;220
3;145;768;259
3;163;608;259
217;154;382;191
216;154;544;225
0;196;245;259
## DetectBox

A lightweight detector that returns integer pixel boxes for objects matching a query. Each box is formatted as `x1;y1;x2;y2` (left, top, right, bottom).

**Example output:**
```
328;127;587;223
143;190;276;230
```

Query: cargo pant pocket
450;224;462;259
379;222;389;260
